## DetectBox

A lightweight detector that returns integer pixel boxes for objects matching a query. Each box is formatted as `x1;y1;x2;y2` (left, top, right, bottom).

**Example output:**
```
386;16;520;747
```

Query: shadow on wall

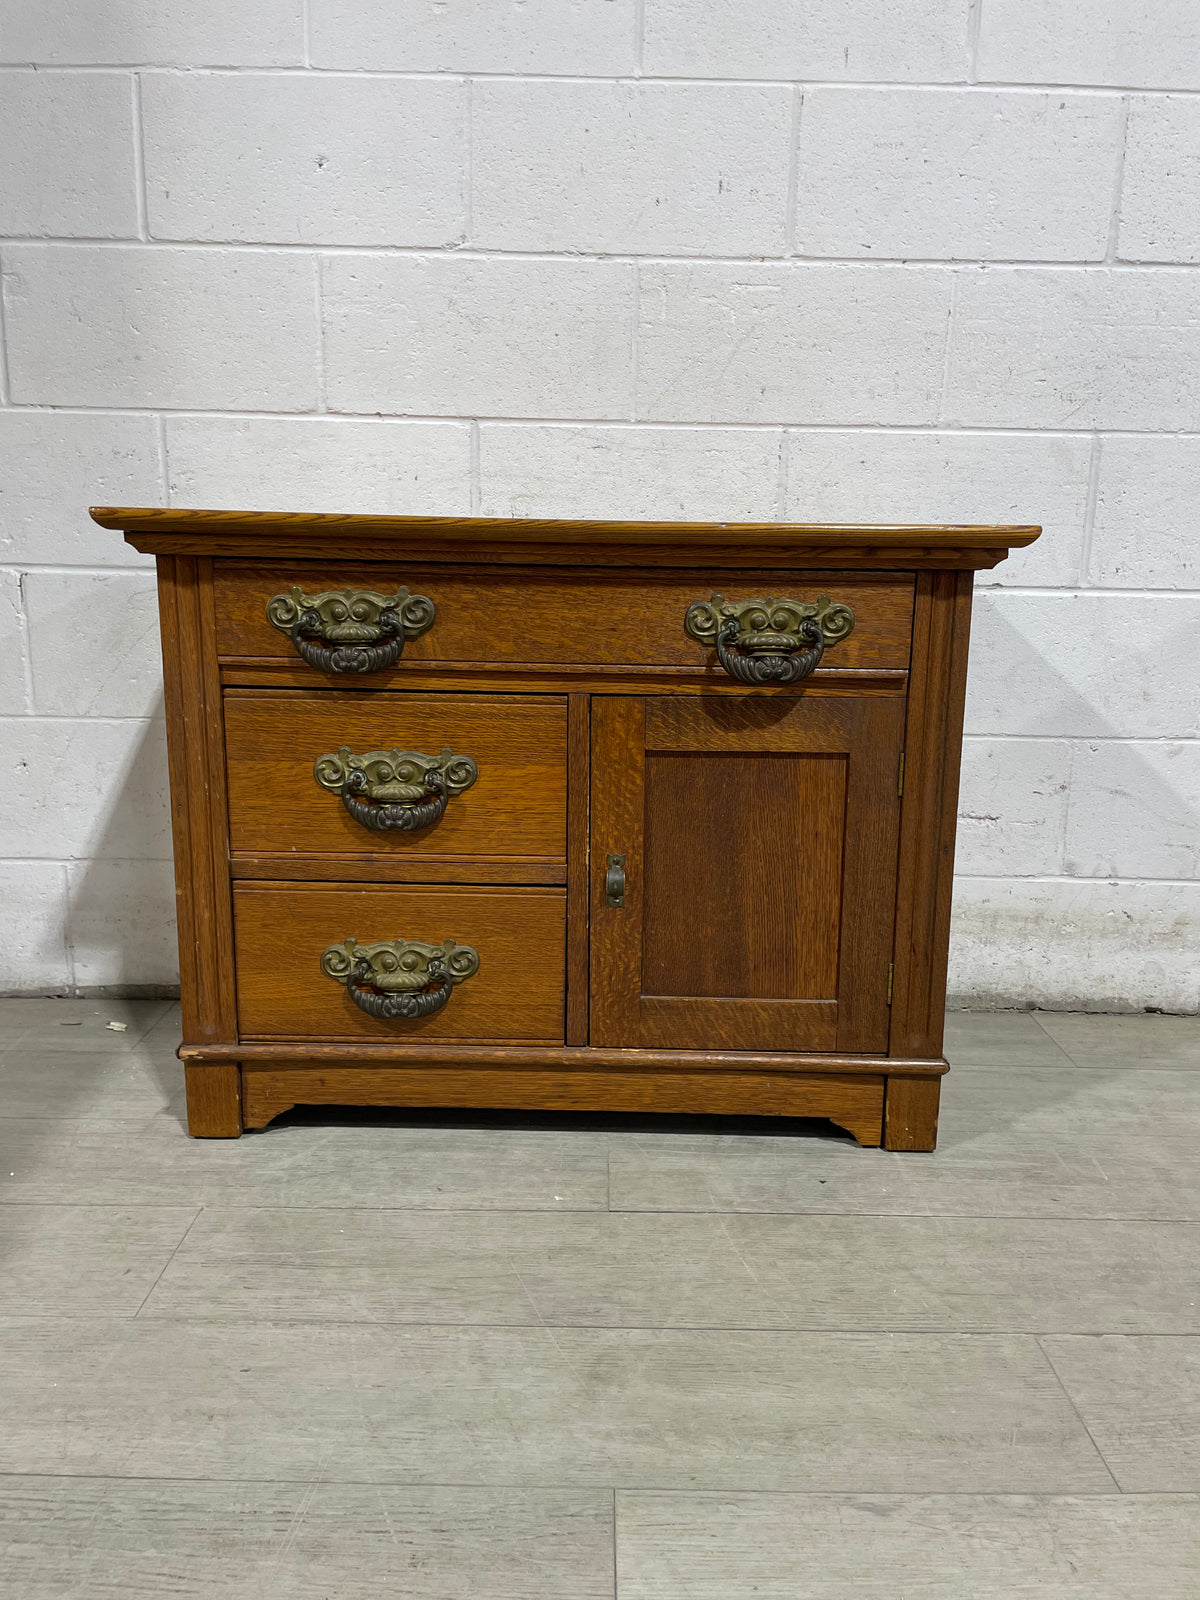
67;691;179;998
948;596;1199;1013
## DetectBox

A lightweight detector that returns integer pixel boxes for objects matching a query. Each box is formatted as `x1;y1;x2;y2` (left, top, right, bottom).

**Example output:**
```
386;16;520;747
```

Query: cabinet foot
883;1074;940;1152
185;1064;242;1137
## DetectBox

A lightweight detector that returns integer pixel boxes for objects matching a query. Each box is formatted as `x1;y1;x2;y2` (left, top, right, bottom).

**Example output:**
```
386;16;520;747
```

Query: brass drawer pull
321;936;480;1020
266;585;434;673
313;747;478;833
684;593;855;684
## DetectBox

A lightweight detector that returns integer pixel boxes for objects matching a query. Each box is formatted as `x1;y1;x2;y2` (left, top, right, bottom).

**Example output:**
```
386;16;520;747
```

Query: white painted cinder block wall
1;1;1197;1007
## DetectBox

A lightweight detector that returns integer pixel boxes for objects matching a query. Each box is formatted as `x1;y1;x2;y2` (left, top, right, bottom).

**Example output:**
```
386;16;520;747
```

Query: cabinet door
590;695;904;1053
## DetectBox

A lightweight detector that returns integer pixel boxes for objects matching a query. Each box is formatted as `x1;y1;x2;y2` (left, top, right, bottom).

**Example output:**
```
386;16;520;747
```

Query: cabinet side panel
890;569;974;1059
156;554;237;1045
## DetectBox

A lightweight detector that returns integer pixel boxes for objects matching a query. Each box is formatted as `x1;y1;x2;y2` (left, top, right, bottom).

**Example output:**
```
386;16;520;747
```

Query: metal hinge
886;963;894;1006
897;751;905;797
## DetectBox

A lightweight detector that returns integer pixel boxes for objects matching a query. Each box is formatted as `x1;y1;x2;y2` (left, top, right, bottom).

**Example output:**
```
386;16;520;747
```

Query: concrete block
478;424;781;520
166;417;471;515
24;572;162;718
643;0;967;81
143;74;465;247
309;0;635;73
978;0;1200;91
0;72;136;238
0;412;161;567
795;89;1121;261
965;592;1200;740
636;262;950;424
0;0;303;65
323;254;634;419
2;245;318;411
1091;436;1200;590
1066;742;1200;880
957;738;1070;877
3;719;172;861
785;429;1089;587
943;268;1200;430
473;82;791;257
949;877;1200;1012
67;859;179;991
1119;96;1200;263
0;863;71;994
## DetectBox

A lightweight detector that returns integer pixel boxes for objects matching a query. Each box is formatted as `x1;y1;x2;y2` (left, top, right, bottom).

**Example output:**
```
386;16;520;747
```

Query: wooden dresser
92;509;1037;1149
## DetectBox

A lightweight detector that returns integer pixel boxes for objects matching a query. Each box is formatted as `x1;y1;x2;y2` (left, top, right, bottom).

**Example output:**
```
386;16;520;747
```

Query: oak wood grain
183;1065;242;1138
239;1063;885;1144
590;695;903;1054
212;564;915;674
889;570;975;1061
182;1041;947;1076
219;662;910;696
227;855;565;886
233;882;565;1044
224;689;566;863
93;506;1041;573
883;1074;942;1152
566;694;590;1046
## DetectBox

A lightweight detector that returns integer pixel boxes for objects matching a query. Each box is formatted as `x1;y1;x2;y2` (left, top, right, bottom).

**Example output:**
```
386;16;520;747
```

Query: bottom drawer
233;883;565;1043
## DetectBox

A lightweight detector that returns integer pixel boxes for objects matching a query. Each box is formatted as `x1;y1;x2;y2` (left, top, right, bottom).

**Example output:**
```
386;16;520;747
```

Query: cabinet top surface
91;506;1040;570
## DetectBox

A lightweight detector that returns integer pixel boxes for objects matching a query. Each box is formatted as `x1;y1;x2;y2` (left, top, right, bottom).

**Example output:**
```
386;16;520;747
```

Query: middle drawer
225;690;567;881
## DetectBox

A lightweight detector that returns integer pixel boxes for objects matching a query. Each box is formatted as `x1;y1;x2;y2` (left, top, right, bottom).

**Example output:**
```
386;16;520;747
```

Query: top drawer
213;564;914;678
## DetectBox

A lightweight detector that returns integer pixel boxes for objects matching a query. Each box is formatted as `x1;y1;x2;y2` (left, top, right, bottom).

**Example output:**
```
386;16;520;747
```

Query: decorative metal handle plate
684;593;855;684
321;936;480;1020
605;854;626;909
265;585;435;674
313;747;478;833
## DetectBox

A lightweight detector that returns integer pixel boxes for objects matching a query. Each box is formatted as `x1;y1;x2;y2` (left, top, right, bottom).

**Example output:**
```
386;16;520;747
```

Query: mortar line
130;72;149;241
1106;95;1132;263
784;85;803;256
1080;432;1103;586
3;65;1198;94
967;0;982;83
9;233;1200;271
13;401;1200;439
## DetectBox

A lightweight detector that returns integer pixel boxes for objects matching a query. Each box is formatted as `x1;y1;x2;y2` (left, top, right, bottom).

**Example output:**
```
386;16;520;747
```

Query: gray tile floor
2;1001;1198;1597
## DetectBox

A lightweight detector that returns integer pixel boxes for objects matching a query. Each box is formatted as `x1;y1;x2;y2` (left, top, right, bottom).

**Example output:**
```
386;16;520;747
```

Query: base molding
239;1063;890;1145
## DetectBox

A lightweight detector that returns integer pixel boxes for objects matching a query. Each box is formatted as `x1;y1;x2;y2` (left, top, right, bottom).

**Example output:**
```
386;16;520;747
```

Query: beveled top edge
90;505;1041;550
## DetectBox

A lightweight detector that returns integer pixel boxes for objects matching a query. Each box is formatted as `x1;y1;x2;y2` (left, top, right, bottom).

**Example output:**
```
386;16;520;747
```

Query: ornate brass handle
265;585;434;673
313;747;477;833
684;593;855;684
321;936;480;1020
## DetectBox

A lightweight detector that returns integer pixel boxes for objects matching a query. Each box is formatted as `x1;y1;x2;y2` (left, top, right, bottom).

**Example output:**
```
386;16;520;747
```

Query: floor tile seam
949;1061;1200;1071
0;1200;202;1213
130;1205;206;1319
611;1486;618;1600
1034;1335;1124;1493
8;1200;1195;1225
6;1203;1200;1224
13;1314;1199;1338
0;1472;1152;1496
0;1201;615;1214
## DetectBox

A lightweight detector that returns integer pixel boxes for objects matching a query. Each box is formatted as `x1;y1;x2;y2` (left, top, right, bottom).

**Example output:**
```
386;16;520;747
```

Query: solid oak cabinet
92;508;1038;1150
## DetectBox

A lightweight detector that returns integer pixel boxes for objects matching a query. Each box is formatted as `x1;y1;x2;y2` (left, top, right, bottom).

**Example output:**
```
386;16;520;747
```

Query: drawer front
225;691;566;867
214;564;914;675
234;883;565;1043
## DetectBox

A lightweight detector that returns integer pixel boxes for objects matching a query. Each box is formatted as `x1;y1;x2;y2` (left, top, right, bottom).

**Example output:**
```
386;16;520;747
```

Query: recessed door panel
642;752;845;1001
590;695;904;1053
